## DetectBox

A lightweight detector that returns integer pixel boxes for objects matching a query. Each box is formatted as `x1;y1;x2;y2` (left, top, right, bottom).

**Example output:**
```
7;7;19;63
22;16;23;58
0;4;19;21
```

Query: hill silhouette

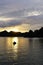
0;27;43;37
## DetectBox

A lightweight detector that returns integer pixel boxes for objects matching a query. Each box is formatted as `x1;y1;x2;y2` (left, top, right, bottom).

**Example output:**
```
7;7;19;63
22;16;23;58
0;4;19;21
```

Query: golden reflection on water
12;37;18;60
12;37;18;43
6;37;19;60
12;37;18;52
6;38;13;50
0;37;30;61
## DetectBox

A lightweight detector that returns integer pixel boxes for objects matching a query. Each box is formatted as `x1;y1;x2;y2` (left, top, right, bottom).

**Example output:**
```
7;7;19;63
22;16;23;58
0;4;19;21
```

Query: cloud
0;0;43;28
0;17;15;22
30;23;43;31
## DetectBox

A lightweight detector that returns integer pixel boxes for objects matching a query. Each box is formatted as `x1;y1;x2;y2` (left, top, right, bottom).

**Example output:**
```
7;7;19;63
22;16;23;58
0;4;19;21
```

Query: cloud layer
0;0;43;28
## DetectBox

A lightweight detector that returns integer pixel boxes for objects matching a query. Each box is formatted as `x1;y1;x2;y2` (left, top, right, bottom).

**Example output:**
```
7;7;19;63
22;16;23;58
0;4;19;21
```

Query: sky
0;0;43;32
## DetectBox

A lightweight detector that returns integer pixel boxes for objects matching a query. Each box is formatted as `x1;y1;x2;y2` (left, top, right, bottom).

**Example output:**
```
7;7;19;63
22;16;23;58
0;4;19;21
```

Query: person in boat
13;41;16;45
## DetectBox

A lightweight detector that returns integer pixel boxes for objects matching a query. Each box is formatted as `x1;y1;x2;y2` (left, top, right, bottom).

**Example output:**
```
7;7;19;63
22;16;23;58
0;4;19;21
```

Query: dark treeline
0;27;43;37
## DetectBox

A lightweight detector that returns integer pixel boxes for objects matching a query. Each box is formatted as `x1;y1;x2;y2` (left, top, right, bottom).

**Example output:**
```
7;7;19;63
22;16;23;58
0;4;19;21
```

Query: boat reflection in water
12;37;18;44
13;37;19;45
12;37;18;61
6;37;19;61
13;41;16;45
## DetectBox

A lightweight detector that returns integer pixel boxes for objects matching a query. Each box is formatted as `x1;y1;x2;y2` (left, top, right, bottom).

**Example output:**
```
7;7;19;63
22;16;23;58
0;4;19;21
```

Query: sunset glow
7;28;19;32
0;24;30;33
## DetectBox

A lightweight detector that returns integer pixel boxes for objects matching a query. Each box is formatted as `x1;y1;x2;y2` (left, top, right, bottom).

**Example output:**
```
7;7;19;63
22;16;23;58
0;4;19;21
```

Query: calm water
0;37;43;65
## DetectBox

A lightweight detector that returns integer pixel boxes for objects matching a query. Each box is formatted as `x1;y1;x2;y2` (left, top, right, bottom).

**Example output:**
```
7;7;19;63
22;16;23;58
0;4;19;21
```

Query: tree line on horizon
0;27;43;37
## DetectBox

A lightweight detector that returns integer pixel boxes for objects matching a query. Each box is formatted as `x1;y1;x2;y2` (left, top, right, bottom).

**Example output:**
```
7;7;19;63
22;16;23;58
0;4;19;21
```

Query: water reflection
39;38;43;43
6;38;13;50
12;37;18;53
12;37;18;60
12;37;18;43
3;37;19;61
0;37;43;65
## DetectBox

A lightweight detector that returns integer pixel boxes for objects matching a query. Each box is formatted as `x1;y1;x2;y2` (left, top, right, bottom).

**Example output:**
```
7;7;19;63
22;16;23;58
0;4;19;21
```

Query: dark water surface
0;37;43;65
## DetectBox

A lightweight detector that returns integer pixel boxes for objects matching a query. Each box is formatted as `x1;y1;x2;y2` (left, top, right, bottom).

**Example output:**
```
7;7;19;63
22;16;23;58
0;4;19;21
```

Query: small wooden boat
13;41;16;45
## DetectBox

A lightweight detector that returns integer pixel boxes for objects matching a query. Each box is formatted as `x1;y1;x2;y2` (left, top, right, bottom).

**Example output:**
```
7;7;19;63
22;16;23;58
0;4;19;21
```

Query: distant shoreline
0;27;43;38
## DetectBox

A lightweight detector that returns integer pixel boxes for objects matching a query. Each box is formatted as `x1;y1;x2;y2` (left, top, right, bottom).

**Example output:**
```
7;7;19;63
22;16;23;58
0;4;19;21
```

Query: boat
13;41;16;45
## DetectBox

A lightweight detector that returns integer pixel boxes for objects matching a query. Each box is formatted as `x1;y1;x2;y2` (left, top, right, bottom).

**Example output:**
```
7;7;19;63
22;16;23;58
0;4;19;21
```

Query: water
0;37;43;65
